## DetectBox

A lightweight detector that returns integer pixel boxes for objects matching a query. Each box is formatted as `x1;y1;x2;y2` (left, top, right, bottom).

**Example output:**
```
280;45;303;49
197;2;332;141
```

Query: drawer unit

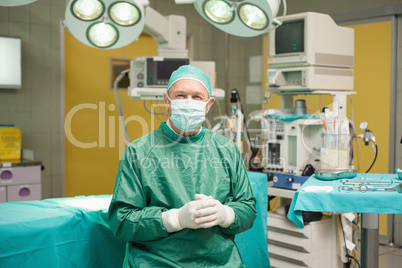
268;213;331;252
7;183;41;202
0;166;41;185
267;212;340;268
269;256;308;268
269;244;330;267
0;162;42;203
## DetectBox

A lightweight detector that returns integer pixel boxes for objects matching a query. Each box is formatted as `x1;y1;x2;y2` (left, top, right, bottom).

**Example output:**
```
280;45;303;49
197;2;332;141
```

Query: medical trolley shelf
267;182;341;268
0;159;42;202
287;173;402;268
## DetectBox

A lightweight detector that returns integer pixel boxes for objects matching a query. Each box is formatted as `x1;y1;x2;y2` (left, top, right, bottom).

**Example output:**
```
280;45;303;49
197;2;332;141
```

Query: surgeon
108;65;257;267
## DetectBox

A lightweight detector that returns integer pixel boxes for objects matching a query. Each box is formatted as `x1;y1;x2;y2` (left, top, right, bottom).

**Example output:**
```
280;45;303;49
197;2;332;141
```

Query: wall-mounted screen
275;21;304;54
0;36;22;89
268;12;354;68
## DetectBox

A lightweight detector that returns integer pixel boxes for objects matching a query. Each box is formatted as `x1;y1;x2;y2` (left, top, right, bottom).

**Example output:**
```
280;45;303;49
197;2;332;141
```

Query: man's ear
163;92;168;104
163;92;171;114
205;97;215;114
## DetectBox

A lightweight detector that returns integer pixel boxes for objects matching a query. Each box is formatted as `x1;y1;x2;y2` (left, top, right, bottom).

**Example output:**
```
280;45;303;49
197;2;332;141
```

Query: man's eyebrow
170;89;185;94
192;90;206;95
173;89;205;95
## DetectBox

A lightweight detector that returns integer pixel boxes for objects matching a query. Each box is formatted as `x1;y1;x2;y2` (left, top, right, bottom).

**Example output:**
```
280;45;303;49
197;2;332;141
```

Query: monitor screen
275;20;304;54
157;59;189;80
0;36;21;89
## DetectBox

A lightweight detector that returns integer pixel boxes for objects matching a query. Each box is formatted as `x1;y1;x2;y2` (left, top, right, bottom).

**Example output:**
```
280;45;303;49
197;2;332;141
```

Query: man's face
163;79;215;117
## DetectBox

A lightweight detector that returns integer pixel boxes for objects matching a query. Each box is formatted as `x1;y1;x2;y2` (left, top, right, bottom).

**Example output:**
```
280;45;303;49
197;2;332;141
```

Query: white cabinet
268;213;337;267
0;162;41;202
267;183;342;268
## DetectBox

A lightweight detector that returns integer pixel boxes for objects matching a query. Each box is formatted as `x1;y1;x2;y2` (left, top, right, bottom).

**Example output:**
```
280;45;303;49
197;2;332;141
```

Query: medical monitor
0;36;22;89
268;12;354;68
130;57;190;88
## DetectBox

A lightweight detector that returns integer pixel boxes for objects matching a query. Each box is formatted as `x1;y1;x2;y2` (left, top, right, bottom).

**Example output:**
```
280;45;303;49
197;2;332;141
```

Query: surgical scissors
339;183;402;193
340;177;392;187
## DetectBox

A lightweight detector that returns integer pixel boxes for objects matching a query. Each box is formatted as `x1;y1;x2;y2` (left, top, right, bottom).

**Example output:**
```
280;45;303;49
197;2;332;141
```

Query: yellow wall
64;30;160;197
348;22;391;175
348;21;392;236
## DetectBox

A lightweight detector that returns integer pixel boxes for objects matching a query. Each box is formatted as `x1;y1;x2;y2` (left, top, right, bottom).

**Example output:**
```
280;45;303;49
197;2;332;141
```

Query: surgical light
87;22;118;47
192;0;285;37
64;0;145;49
72;0;104;21
109;2;141;26
204;0;233;23
238;4;267;30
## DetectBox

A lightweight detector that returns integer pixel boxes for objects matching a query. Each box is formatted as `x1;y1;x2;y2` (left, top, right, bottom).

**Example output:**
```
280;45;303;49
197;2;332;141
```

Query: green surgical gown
108;122;257;267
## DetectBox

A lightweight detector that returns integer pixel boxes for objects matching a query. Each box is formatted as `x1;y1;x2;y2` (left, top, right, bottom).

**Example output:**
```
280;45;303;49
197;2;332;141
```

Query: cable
348;95;360;170
348;119;357;167
348;255;361;268
151;101;165;123
113;69;130;144
232;88;262;170
114;70;168;145
338;215;361;268
365;142;378;173
352;213;361;268
348;95;355;126
154;100;168;116
122;86;125;116
339;215;350;266
153;100;168;123
233;89;251;143
234;89;264;171
143;100;168;116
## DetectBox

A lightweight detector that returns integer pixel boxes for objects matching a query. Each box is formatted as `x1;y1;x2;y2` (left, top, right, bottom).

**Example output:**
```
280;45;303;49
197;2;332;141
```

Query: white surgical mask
168;96;210;132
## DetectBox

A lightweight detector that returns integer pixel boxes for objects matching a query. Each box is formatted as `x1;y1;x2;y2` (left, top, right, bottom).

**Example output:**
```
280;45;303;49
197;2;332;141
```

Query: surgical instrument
339;183;402;193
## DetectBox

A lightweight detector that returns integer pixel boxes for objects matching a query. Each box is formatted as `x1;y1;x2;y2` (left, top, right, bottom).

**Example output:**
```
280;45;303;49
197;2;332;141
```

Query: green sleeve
222;145;257;235
108;146;169;242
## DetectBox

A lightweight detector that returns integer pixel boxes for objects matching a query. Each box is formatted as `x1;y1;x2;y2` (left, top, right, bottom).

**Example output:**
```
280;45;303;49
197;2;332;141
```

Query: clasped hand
178;194;234;229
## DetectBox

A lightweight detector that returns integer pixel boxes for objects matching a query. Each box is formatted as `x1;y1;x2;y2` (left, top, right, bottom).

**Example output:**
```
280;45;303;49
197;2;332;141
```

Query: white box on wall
0;36;21;89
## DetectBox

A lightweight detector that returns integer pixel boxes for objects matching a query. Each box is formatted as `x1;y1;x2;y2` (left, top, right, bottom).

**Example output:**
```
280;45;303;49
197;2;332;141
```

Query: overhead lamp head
194;0;281;37
72;0;104;20
87;22;118;47
204;0;233;23
0;0;37;6
109;2;142;25
64;0;145;49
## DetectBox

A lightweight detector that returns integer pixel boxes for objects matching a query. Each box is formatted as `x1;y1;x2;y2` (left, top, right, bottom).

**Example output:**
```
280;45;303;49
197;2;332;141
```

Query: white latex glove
162;208;182;233
162;194;212;233
194;197;235;228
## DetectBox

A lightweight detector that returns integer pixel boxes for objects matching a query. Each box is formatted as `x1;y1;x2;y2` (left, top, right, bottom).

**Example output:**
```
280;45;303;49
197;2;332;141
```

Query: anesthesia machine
259;12;357;189
258;9;379;207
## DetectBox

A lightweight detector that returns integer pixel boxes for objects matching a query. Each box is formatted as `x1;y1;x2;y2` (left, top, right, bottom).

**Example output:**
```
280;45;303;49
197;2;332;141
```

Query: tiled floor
379;244;402;267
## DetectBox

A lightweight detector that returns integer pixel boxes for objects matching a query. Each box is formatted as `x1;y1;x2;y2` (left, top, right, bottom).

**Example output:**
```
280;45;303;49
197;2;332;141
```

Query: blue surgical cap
166;65;212;96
